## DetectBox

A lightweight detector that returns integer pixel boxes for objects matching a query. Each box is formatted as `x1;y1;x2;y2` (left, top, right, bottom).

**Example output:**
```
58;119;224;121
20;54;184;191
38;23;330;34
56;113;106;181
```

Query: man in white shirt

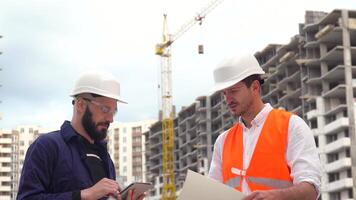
208;54;321;200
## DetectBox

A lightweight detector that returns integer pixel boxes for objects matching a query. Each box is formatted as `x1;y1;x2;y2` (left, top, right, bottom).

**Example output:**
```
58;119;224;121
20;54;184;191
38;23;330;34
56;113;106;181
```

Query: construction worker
17;71;144;200
208;55;321;200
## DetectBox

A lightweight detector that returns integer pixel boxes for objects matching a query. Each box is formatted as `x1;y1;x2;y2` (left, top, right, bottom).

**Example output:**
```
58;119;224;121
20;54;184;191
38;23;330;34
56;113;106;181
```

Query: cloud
1;0;356;129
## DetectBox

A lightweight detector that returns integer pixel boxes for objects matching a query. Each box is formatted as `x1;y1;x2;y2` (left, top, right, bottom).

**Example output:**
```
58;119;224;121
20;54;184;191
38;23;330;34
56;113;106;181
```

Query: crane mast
159;14;176;200
155;1;223;199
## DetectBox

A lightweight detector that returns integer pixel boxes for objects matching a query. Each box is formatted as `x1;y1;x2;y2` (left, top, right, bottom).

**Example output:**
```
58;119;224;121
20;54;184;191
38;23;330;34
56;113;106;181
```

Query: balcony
304;58;321;68
263;53;280;67
324;117;349;135
317;26;342;44
279;88;301;102
306;109;320;120
211;99;222;109
306;77;322;85
321;46;356;66
0;157;11;163
325;178;353;192
322;65;356;81
262;84;280;99
304;40;319;48
132;141;142;147
149;130;162;138
132;151;143;157
279;71;300;86
0;138;12;144
324;104;347;117
0;166;11;172
0;176;11;182
0;148;11;154
325;138;351;154
325;157;351;173
0;185;11;192
149;162;162;172
322;84;346;98
149;152;162;160
148;141;161;149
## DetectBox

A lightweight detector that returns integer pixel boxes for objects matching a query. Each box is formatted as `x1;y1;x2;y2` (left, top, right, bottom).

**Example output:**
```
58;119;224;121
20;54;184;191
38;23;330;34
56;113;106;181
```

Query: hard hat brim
70;90;128;104
210;71;265;94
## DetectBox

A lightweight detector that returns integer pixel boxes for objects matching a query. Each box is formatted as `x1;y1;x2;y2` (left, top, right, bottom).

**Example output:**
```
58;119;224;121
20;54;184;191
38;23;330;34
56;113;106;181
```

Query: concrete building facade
11;125;48;199
0;129;13;200
107;120;156;187
0;126;44;200
255;9;356;200
145;95;235;199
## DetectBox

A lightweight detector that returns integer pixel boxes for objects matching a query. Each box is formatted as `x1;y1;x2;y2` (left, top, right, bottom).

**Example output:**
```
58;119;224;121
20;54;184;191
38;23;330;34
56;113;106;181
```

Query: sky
0;0;355;130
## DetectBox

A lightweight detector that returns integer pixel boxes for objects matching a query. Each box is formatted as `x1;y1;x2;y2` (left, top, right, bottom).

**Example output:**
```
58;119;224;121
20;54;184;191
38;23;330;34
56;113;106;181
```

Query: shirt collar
60;120;80;142
238;103;273;128
60;120;108;148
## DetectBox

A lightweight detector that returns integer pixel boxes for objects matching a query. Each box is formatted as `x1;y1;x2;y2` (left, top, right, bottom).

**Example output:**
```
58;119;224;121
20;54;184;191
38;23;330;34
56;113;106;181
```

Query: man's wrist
80;188;91;200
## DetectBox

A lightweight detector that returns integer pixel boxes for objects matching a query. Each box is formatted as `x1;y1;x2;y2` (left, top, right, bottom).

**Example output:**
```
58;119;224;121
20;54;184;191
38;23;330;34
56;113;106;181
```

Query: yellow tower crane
155;1;223;199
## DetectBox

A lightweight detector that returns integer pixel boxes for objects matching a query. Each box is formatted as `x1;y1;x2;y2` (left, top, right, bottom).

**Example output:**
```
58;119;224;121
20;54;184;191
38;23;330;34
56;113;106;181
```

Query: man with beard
17;71;144;200
208;55;321;200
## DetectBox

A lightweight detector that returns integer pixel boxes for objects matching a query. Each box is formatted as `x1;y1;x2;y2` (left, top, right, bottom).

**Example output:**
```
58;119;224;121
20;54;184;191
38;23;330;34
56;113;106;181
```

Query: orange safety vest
222;109;293;192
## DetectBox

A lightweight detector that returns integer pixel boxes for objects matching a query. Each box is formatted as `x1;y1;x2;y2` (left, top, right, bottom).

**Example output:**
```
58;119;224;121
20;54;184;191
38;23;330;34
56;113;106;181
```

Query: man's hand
242;182;318;200
118;189;145;200
81;178;120;200
243;190;281;200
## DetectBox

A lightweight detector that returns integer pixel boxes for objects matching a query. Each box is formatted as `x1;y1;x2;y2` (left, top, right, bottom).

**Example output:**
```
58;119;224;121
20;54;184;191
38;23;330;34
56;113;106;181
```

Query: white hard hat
70;70;127;103
211;54;265;92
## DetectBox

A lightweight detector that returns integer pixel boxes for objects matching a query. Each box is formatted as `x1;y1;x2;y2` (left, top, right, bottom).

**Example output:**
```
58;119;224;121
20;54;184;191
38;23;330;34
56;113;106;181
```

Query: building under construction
144;94;235;199
257;9;356;200
145;9;356;200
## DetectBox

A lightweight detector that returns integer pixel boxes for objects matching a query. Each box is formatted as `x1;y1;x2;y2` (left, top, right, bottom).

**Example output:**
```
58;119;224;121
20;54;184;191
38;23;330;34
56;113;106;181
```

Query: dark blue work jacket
17;121;116;200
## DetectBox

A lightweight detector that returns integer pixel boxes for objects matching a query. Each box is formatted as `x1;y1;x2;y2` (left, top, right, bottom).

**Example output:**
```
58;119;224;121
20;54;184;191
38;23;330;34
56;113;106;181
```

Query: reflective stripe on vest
247;177;293;189
225;176;242;188
222;109;293;192
225;176;293;189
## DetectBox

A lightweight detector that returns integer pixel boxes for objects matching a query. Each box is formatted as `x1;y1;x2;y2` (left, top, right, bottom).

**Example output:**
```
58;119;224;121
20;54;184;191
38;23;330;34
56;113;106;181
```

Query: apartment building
255;9;356;200
11;125;49;199
107;120;156;187
0;129;13;200
302;9;356;200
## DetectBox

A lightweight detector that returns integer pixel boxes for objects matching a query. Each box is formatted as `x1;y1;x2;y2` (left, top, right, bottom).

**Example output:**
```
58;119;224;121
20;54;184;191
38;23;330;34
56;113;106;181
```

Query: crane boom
155;0;223;55
171;0;223;43
155;1;223;199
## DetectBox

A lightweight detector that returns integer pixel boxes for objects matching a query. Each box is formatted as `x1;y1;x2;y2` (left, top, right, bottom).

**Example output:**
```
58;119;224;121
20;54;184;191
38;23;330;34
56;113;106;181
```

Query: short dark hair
89;93;104;98
241;74;264;88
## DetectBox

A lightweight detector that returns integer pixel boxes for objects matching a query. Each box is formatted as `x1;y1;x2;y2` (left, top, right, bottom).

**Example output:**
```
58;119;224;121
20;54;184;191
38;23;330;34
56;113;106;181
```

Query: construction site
145;9;356;200
0;1;356;200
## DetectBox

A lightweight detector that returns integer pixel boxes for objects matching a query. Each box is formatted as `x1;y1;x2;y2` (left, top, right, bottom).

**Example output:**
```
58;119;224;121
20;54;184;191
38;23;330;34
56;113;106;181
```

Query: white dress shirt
208;104;321;195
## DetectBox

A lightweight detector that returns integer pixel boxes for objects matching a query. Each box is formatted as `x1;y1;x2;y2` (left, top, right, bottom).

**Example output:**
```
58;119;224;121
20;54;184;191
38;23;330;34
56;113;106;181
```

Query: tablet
120;182;153;200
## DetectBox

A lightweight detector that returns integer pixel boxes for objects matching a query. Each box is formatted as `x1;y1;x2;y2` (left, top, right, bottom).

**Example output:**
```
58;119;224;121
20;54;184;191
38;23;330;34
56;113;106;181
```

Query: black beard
82;107;109;142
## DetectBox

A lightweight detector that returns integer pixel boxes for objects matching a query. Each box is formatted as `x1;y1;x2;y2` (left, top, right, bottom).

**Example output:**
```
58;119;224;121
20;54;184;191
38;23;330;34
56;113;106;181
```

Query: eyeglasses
82;97;117;116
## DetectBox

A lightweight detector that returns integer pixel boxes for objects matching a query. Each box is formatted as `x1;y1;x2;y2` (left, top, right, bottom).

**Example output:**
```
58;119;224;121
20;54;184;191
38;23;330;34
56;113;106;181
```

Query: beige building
11;125;49;199
107;120;156;187
0;129;13;200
